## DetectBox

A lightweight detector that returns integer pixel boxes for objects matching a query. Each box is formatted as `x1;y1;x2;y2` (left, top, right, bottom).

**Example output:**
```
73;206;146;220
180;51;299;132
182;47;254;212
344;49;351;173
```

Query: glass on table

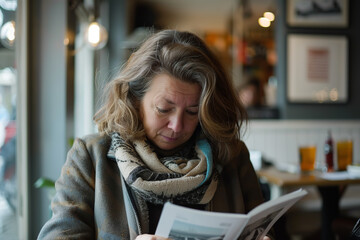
299;145;317;172
336;140;353;171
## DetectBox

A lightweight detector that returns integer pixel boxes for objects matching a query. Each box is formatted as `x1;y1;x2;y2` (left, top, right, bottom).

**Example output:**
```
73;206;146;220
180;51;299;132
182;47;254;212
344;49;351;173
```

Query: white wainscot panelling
244;120;360;171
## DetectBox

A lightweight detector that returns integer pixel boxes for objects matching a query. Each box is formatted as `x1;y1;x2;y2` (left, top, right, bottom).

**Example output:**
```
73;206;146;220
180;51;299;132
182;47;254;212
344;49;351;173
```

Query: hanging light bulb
258;17;271;28
1;20;15;49
85;21;108;50
264;11;275;22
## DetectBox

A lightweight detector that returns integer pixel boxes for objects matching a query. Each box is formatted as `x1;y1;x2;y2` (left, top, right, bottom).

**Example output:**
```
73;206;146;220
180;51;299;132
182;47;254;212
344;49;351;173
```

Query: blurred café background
1;0;360;239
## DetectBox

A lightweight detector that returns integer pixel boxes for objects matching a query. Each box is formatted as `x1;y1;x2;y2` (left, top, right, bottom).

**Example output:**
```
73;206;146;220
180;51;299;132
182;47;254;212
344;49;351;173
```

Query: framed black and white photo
287;34;348;103
287;0;349;27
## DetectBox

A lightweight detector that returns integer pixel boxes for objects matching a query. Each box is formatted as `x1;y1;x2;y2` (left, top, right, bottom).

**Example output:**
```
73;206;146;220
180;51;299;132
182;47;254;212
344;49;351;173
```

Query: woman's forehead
146;73;201;103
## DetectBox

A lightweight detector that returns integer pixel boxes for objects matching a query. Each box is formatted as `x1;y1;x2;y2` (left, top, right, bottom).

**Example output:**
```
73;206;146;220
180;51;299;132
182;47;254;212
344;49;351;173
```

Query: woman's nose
168;112;183;133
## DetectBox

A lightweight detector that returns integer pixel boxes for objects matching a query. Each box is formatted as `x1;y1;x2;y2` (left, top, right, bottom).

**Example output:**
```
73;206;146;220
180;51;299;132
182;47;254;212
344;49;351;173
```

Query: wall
28;0;68;239
276;0;360;119
136;0;234;34
108;0;131;70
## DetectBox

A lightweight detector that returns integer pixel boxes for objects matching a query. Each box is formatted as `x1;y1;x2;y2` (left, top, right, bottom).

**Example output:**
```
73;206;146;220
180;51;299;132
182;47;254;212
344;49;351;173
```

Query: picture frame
287;34;348;103
287;0;349;27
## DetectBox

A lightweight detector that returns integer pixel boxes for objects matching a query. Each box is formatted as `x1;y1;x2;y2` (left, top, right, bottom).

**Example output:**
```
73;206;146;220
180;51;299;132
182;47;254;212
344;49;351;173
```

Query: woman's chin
155;142;179;151
152;138;185;151
151;135;182;150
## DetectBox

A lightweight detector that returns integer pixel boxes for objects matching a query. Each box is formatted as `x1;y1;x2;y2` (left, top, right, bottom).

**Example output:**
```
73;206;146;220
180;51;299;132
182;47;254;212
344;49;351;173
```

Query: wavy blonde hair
94;30;247;163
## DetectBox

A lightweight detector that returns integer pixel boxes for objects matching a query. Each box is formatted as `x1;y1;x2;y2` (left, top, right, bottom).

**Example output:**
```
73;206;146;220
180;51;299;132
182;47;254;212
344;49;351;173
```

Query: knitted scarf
109;132;218;205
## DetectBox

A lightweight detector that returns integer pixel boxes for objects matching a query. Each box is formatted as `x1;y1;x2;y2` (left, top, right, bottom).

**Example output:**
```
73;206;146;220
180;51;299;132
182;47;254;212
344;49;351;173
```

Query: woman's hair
94;29;247;163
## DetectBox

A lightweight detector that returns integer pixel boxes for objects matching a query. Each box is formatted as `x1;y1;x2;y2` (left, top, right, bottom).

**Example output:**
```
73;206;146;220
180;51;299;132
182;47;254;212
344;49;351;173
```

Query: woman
38;30;273;240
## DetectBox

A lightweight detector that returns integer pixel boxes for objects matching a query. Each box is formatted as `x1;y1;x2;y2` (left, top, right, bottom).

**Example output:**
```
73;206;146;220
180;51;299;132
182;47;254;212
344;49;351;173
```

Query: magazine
155;188;307;240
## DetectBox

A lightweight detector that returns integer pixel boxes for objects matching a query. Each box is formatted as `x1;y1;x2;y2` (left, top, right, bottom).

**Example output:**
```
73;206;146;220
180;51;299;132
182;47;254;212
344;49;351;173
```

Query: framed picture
287;34;348;103
287;0;349;27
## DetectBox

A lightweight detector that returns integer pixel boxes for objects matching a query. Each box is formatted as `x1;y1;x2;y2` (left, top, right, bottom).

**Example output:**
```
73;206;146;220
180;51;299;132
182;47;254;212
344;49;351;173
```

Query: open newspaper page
238;188;307;240
156;188;307;240
155;202;249;240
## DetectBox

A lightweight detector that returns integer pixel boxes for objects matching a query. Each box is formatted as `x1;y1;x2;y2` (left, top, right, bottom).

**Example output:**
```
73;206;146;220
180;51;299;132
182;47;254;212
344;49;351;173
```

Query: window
0;0;18;238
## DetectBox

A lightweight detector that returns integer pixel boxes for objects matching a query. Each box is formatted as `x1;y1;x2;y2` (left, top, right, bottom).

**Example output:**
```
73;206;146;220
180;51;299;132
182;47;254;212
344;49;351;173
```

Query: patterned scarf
109;132;218;205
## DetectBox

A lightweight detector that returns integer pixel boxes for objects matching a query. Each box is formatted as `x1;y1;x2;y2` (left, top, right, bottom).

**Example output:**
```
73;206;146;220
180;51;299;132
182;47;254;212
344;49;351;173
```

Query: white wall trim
247;119;360;130
16;0;29;239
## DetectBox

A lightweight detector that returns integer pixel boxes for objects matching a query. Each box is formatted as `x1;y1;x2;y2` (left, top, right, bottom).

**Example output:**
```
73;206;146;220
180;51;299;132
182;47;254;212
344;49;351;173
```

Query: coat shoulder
76;132;111;153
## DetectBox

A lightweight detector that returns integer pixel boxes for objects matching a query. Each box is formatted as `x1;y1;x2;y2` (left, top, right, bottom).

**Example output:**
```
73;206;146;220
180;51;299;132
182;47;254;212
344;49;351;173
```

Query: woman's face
140;73;201;150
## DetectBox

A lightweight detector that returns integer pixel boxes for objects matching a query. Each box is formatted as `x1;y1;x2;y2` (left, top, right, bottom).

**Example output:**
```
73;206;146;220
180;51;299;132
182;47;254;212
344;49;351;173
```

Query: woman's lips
161;135;178;142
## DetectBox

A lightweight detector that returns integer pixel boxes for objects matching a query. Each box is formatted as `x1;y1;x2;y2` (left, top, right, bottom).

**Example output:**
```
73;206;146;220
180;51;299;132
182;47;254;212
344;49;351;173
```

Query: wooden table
257;167;360;240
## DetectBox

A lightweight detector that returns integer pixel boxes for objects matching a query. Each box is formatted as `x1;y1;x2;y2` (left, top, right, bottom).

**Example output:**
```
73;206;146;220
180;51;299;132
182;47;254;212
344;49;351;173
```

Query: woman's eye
156;107;170;114
186;110;198;116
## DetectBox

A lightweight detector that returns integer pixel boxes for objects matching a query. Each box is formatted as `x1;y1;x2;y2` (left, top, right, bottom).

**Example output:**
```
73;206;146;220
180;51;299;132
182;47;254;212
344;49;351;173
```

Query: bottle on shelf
324;130;334;172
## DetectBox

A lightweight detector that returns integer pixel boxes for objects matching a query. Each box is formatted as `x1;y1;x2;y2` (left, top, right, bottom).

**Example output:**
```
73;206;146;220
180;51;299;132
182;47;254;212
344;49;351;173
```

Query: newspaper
155;188;307;240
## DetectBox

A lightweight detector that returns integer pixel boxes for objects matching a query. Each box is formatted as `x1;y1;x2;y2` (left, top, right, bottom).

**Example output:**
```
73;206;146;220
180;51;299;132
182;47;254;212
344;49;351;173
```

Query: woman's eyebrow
165;99;175;105
164;99;199;107
188;104;199;108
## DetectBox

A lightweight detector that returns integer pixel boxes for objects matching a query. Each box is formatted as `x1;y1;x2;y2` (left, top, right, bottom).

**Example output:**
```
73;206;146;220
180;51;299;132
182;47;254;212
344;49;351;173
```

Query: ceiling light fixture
264;11;275;22
85;21;108;50
72;0;109;50
258;17;271;28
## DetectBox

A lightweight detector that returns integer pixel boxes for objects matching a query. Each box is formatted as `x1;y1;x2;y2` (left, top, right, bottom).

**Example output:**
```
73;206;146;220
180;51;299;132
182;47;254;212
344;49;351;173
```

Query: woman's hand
135;234;170;240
